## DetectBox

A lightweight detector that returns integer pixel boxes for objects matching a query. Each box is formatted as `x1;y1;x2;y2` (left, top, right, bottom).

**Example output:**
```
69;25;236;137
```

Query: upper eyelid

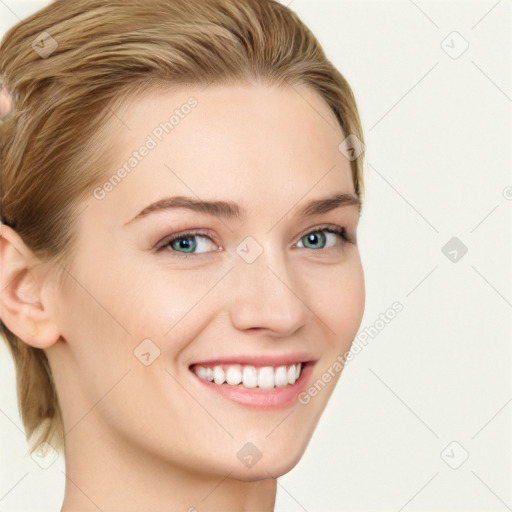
156;223;348;250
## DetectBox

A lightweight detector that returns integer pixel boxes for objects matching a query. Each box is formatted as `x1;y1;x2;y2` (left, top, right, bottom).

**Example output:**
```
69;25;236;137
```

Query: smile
189;359;316;410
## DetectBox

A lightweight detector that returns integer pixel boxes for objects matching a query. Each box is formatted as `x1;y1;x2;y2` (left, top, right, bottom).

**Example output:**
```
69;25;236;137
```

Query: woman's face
49;83;365;480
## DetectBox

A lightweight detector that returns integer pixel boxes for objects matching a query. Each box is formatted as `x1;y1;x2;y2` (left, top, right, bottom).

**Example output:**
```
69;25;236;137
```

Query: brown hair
0;0;365;455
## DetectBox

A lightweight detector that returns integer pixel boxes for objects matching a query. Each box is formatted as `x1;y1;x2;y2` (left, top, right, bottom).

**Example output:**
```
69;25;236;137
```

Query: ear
0;222;61;349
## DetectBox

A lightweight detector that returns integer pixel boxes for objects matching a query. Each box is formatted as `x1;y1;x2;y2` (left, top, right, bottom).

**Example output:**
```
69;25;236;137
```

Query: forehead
88;83;355;223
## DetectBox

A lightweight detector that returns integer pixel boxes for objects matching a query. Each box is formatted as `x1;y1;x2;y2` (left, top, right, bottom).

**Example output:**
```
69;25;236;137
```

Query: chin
227;458;302;482
225;442;307;482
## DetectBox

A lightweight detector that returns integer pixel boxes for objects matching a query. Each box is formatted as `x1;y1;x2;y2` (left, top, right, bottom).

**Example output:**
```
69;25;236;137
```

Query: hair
0;0;365;456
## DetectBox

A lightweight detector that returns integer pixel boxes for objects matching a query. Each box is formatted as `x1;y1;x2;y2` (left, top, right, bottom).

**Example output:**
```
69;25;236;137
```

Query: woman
0;0;365;510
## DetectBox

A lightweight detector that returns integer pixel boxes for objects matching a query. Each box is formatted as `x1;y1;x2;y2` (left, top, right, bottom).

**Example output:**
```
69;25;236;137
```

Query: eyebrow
124;192;360;225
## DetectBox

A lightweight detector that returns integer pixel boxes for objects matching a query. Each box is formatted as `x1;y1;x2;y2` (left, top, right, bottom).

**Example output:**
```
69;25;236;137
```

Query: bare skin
0;83;365;511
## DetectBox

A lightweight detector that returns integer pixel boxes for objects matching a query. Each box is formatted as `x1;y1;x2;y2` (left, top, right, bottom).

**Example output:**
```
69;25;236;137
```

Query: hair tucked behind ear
0;0;365;455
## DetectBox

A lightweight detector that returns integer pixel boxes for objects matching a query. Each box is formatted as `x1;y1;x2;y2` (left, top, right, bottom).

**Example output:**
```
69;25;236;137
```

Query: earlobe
0;224;61;349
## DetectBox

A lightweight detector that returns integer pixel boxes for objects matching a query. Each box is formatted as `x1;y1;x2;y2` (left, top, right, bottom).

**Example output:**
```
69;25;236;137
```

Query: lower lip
190;363;315;410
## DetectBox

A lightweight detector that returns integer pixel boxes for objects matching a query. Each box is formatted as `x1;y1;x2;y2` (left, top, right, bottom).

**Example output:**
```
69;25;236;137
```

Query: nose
228;244;310;337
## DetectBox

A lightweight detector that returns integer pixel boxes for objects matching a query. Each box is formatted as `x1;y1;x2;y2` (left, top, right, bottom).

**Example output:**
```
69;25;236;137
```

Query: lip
189;360;316;410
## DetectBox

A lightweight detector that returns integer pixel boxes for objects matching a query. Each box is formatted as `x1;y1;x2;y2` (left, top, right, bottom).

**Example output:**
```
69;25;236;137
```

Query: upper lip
189;353;317;368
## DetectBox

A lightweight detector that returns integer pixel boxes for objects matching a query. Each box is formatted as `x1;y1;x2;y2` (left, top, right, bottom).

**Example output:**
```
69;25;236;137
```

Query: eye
156;230;219;258
155;224;353;259
295;225;352;251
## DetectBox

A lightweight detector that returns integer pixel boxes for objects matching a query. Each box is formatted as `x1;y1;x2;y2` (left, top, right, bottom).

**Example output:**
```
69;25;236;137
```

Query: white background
1;1;511;511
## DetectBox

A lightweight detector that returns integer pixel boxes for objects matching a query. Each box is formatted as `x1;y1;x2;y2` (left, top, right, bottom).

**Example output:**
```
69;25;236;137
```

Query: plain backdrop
1;1;511;511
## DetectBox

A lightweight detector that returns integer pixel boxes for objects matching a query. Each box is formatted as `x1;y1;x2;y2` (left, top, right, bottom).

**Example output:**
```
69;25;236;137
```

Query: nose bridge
228;236;310;336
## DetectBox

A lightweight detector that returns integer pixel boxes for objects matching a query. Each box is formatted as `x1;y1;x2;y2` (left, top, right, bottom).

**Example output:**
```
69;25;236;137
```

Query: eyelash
155;224;354;260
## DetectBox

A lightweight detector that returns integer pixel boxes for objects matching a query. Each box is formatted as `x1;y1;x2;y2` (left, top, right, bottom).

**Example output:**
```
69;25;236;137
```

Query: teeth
195;366;208;380
193;363;304;389
242;365;258;388
213;366;225;385
274;366;288;387
225;364;242;386
257;366;275;389
287;364;296;384
288;364;301;384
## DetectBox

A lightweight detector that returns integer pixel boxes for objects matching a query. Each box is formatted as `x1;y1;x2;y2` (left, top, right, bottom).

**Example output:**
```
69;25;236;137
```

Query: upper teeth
193;363;303;389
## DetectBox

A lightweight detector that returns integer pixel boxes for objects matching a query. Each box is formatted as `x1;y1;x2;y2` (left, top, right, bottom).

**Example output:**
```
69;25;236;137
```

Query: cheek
55;249;151;370
123;264;228;339
304;255;365;347
69;252;199;339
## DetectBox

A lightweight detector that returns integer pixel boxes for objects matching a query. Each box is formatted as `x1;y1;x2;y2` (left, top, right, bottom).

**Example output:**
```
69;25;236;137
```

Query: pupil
307;233;325;249
177;237;195;252
306;232;324;248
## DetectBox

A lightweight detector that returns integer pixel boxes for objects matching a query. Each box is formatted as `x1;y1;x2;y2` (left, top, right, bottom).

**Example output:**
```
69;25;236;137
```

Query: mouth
188;358;316;410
